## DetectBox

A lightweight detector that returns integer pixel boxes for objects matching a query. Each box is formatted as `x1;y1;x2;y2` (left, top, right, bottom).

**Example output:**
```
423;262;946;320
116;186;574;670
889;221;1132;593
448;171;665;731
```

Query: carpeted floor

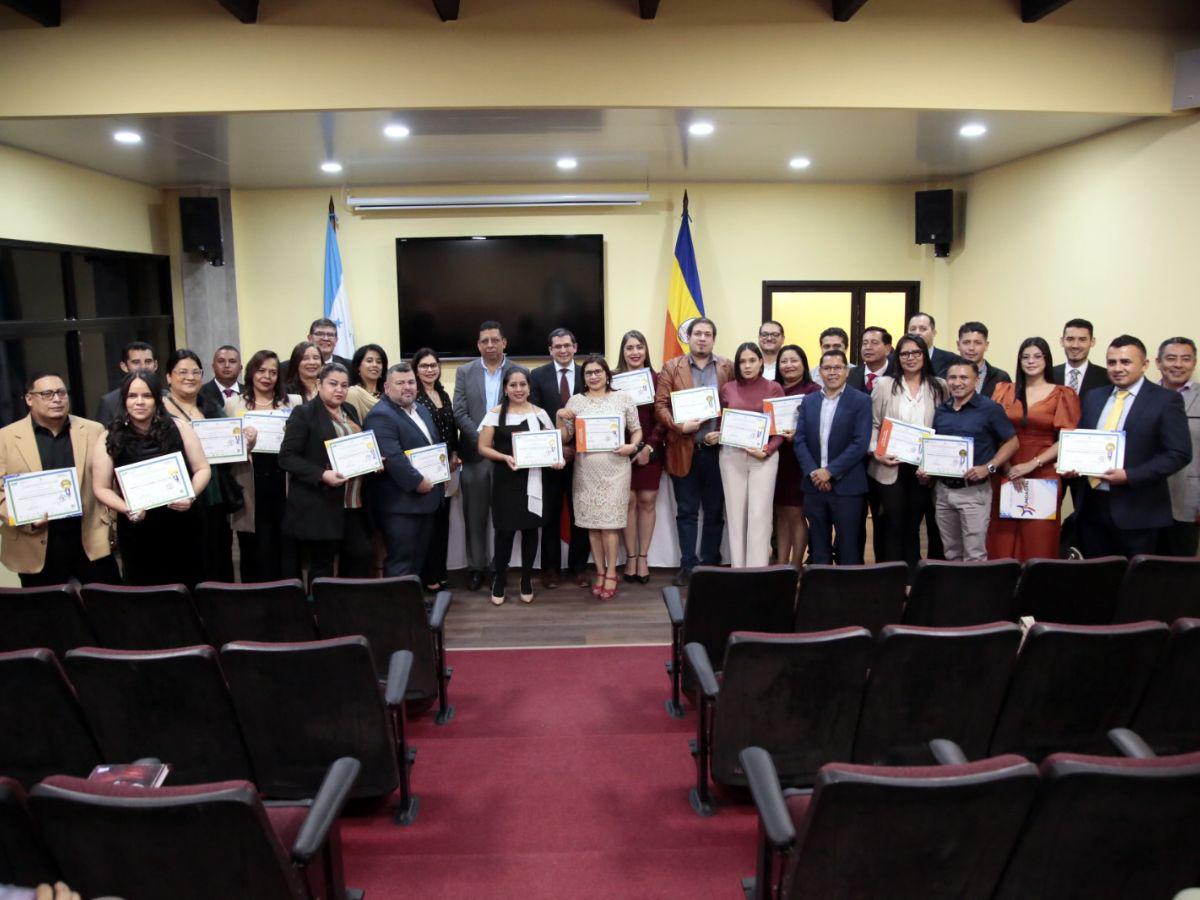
339;644;758;899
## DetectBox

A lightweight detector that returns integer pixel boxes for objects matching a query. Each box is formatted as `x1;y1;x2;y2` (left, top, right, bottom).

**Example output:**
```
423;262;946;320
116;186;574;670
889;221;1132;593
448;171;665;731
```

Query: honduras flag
323;197;356;359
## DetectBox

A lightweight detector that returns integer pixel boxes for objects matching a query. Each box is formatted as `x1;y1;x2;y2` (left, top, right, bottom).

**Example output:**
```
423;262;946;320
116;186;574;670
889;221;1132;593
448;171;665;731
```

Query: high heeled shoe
520;574;535;604
598;573;618;600
591;574;606;598
635;554;651;585
490;573;506;606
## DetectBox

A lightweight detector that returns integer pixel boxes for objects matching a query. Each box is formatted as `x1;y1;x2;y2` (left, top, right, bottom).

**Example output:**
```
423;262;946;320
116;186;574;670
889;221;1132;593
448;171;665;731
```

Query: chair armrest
683;642;720;699
739;747;796;850
662;586;684;626
292;757;361;865
929;739;968;766
1107;727;1157;759
428;590;452;631
385;650;415;707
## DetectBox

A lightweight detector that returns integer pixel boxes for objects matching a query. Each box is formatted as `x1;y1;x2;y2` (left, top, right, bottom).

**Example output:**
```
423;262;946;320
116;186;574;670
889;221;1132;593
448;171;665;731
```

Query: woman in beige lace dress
557;356;642;600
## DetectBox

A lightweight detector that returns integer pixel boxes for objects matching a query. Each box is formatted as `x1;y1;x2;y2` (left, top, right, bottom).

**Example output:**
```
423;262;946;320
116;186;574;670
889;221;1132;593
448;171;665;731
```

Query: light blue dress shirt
483;357;508;411
818;387;845;468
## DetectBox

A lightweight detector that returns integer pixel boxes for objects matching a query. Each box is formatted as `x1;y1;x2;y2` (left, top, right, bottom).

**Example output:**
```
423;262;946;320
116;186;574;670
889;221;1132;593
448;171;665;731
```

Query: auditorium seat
193;579;317;647
794;562;907;635
313;576;454;724
1012;556;1127;625
993;750;1200;899
988;621;1168;762
64;645;255;785
662;565;797;717
0;776;59;889
221;637;418;824
853;622;1021;765
738;745;1038;900
0;584;96;656
1112;554;1200;624
31;757;363;900
902;559;1020;627
1127;617;1200;756
79;582;206;650
684;627;872;815
0;649;100;787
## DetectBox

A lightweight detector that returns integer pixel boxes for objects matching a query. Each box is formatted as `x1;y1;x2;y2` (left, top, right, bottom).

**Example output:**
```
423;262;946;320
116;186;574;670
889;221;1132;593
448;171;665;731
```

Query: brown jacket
0;414;113;574
653;354;735;477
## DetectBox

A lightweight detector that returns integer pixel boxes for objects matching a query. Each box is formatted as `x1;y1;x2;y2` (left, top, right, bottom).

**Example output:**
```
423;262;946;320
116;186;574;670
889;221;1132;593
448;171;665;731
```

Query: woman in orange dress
987;337;1081;561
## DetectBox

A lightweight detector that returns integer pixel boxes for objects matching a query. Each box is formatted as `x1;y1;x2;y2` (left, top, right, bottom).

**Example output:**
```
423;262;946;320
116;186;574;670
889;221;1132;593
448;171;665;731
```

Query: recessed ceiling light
688;121;715;137
383;123;410;139
320;161;343;174
959;123;987;138
789;157;812;170
471;236;487;240
556;157;578;170
113;130;142;145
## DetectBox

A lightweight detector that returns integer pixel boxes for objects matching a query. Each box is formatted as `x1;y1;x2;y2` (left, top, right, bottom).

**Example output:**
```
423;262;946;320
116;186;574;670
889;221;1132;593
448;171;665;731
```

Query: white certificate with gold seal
1056;429;1126;476
4;467;83;526
325;430;384;478
190;417;247;464
114;451;196;512
670;386;720;424
405;442;451;485
611;369;655;406
512;429;564;469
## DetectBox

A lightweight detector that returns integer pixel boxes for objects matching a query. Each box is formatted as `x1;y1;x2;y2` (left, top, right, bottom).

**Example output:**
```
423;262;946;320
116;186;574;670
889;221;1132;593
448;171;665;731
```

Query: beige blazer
224;393;302;533
1167;382;1200;523
868;375;947;485
0;414;113;574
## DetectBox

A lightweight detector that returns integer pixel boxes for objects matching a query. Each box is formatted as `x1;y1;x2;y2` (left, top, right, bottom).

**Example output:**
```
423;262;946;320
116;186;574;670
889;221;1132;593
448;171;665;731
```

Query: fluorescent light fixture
347;192;650;212
383;123;410;139
789;156;812;170
113;130;142;144
471;236;487;240
688;121;715;136
321;161;343;174
959;123;987;138
556;157;578;170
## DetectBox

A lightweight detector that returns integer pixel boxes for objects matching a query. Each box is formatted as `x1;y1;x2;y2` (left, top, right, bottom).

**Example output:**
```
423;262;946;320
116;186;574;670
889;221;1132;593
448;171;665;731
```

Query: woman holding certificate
718;342;785;568
558;355;642;599
91;370;211;588
284;341;323;403
412;347;460;592
477;367;563;605
614;330;665;584
986;337;1080;561
772;344;819;566
869;334;948;573
225;350;302;582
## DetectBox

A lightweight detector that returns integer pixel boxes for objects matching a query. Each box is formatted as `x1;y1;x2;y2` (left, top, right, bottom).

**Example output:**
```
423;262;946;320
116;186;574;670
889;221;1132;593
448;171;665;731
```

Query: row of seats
0;575;454;722
682;618;1199;816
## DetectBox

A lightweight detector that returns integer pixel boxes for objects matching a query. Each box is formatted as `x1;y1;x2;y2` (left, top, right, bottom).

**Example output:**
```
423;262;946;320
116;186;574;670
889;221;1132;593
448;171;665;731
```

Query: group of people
2;311;1196;598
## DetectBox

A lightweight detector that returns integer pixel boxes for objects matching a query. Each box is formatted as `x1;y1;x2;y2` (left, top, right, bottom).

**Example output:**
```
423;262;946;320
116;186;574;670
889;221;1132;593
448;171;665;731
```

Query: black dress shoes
468;570;485;591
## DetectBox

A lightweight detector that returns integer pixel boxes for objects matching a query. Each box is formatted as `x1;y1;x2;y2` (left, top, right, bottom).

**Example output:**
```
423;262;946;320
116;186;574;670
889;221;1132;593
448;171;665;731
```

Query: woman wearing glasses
411;347;461;592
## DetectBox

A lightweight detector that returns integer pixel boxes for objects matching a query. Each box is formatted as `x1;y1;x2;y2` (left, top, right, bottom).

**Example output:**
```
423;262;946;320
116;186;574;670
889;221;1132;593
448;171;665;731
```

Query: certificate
4;467;83;526
670;386;720;424
576;415;622;452
999;478;1059;520
719;409;770;451
764;396;805;435
1056;429;1126;476
325;430;383;478
611;369;655;406
244;409;292;454
512;429;564;469
877;418;935;466
190;417;247;464
114;451;195;512
920;435;974;477
405;442;451;485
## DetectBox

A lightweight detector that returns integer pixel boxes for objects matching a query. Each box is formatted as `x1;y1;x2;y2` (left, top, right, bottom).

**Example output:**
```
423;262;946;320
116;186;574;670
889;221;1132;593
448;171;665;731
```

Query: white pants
719;447;780;568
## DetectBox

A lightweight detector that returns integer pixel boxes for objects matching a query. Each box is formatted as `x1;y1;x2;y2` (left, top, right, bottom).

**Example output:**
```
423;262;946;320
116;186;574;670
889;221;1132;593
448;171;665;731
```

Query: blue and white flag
323;198;356;359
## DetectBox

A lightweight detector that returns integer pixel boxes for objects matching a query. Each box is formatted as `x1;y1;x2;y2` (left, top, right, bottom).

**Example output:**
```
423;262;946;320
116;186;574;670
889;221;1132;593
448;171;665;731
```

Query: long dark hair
1014;337;1055;426
165;349;203;387
240;350;286;409
614;329;654;374
890;334;947;404
410;347;446;395
580;354;614;392
285;341;319;397
350;343;388;392
496;366;531;439
774;344;814;388
106;369;178;456
733;342;764;384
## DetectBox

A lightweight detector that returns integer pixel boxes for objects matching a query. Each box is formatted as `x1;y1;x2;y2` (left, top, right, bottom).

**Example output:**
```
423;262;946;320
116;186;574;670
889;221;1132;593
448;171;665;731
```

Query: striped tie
1089;389;1129;488
1068;368;1080;392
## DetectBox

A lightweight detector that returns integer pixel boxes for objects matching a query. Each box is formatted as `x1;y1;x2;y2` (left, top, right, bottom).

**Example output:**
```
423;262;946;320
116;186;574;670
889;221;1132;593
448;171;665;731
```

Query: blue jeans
671;445;725;569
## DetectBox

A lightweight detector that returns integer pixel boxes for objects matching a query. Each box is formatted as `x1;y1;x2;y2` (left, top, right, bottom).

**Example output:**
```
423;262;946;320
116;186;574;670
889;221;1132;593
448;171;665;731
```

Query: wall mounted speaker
915;189;953;246
179;196;223;265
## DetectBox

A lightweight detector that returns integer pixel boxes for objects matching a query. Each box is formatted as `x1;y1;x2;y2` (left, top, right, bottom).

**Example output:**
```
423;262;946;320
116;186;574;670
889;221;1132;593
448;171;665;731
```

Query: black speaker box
179;197;222;256
915;189;953;245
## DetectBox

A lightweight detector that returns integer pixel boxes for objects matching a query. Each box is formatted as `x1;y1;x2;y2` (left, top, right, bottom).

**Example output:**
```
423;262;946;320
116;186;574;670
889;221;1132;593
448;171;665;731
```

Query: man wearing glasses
283;318;352;381
758;321;785;380
0;372;120;585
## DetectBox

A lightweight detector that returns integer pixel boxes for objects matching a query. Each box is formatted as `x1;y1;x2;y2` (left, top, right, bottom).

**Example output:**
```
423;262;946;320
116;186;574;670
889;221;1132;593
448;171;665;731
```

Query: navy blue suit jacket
1078;380;1192;530
364;397;444;516
793;388;872;496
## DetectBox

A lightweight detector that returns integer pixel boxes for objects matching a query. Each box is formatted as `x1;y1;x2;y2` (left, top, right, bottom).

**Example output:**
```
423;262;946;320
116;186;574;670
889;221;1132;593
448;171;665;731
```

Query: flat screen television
396;235;605;358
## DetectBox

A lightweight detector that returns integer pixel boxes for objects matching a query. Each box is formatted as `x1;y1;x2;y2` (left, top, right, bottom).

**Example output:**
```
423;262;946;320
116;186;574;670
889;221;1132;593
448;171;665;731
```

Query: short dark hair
479;320;504;336
1062;318;1094;337
1157;337;1197;358
820;349;848;367
25;371;66;392
386;362;414;377
166;348;203;374
349;343;389;387
1108;335;1147;357
862;326;893;346
241;350;286;408
686;317;717;339
909;312;936;330
318;362;349;381
774;344;814;388
948;359;980;377
122;341;155;364
213;344;239;357
958;321;989;340
819;327;849;346
758;320;784;335
579;354;613;391
548;328;577;345
308;318;337;334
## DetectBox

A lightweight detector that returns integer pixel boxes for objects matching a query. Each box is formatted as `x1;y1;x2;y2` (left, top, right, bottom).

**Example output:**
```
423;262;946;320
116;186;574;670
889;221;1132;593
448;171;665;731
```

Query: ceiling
0;106;1143;190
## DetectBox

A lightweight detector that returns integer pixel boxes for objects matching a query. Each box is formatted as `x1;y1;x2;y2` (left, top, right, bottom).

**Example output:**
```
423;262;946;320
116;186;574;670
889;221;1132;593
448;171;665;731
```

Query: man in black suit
1053;318;1109;397
907;311;959;377
955;321;1011;397
847;325;894;393
281;318;352;381
1066;335;1192;558
364;363;444;577
94;341;157;427
199;345;242;411
528;327;590;588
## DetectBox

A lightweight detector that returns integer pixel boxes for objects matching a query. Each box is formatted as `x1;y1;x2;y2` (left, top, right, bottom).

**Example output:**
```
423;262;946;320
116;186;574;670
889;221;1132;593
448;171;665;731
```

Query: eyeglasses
758;331;782;339
897;350;924;359
820;364;847;373
311;331;337;339
173;369;203;378
416;362;439;370
29;389;68;400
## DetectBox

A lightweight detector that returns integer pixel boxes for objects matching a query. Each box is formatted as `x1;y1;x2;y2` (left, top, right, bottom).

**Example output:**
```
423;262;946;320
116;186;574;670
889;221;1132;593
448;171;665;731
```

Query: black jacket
930;347;960;378
847;357;895;393
528;361;585;419
978;363;1013;399
278;396;362;541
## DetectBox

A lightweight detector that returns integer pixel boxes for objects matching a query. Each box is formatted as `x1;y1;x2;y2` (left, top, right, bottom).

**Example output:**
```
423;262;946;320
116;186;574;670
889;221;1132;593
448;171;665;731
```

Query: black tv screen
396;235;605;358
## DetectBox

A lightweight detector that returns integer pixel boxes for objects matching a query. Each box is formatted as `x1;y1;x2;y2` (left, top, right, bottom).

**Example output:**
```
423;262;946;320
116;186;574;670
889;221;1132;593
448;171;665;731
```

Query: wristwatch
986;463;998;475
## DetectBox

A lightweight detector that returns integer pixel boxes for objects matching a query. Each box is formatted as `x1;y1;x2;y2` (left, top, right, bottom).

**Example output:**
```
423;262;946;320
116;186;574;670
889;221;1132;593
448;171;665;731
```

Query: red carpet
339;645;758;899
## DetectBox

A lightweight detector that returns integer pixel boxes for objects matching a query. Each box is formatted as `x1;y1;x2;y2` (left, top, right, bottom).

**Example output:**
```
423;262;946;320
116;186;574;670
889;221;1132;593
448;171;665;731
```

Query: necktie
1068;369;1080;392
223;387;234;398
559;368;570;406
866;372;876;391
1089;389;1129;487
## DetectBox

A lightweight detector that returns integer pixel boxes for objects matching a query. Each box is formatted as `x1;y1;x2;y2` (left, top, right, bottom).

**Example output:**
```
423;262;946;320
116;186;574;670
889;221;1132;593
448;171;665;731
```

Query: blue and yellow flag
663;191;705;362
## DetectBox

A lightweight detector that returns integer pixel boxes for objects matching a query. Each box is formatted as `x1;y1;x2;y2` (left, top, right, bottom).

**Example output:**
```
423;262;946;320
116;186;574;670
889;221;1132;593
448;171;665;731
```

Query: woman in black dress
411;347;460;592
91;369;211;588
477;367;563;605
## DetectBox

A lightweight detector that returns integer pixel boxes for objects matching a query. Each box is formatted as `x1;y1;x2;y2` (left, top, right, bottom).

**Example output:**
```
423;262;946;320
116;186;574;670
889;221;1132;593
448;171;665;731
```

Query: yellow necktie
1089;389;1129;487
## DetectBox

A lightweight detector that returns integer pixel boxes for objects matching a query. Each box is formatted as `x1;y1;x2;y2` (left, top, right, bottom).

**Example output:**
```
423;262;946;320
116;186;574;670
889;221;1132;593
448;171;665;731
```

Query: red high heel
598;574;618;600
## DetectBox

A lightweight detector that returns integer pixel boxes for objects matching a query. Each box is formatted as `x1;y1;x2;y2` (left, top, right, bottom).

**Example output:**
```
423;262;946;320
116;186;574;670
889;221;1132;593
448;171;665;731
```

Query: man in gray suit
452;320;514;590
94;341;157;427
1157;336;1200;556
